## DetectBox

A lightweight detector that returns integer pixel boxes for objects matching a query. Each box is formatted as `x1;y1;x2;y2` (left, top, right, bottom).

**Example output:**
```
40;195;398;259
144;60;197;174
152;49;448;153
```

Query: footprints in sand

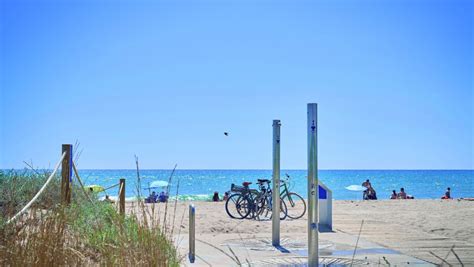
430;228;450;233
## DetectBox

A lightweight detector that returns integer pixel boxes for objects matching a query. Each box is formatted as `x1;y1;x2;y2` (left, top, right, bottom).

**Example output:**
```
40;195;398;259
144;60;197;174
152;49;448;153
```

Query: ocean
77;169;474;201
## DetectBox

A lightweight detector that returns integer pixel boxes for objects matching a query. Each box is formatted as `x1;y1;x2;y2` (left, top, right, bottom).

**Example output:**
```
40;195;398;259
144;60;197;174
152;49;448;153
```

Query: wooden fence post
119;178;125;215
61;144;73;205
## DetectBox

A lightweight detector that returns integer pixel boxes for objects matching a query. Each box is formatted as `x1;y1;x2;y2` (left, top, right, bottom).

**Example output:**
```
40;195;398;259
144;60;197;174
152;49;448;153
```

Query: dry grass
0;169;64;218
0;170;180;266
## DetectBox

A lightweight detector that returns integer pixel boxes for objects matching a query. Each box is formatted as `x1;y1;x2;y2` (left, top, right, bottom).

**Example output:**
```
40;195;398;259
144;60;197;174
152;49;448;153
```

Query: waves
81;170;474;200
99;194;214;202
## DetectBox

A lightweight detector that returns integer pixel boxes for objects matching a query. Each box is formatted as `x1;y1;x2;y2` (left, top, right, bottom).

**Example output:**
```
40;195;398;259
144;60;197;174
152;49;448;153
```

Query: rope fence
6;145;128;226
103;183;120;191
73;162;121;204
6;152;67;225
73;161;124;212
72;162;94;204
116;183;124;210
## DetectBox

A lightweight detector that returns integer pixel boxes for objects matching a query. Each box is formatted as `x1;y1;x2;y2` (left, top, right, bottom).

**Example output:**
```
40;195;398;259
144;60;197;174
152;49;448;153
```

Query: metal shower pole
272;119;281;246
307;103;319;266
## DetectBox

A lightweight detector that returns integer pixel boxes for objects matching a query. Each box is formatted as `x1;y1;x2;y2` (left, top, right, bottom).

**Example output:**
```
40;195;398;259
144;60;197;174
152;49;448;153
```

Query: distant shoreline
2;168;473;171
4;169;473;200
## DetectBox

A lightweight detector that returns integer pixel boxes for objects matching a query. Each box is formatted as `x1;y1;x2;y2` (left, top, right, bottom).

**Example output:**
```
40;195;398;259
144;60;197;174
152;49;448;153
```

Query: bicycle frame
256;181;272;207
280;179;299;208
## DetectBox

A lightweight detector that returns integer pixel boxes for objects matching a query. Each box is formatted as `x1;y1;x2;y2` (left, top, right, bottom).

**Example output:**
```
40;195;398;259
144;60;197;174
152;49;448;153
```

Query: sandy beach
129;199;474;266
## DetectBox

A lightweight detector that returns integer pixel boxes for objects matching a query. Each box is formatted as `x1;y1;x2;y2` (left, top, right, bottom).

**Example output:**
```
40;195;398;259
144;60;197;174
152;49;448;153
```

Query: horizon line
2;168;473;171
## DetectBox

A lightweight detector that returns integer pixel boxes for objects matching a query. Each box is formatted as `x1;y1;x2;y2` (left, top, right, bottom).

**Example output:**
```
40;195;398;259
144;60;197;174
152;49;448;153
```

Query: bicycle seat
242;182;252;187
257;179;270;183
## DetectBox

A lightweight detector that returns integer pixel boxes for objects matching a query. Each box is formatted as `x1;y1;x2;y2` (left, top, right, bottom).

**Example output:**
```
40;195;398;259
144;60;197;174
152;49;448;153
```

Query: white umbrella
345;185;366;191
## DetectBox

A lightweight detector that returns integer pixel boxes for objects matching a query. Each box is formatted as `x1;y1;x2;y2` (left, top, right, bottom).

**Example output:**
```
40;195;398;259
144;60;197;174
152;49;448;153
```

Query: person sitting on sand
103;195;114;204
441;187;452;199
223;191;229;201
390;190;397;199
398;188;407;199
212;191;220;202
146;191;157;203
158;191;168;203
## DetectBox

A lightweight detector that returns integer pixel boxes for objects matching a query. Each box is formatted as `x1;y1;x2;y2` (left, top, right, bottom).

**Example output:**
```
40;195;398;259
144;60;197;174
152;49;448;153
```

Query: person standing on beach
362;179;371;188
362;179;377;200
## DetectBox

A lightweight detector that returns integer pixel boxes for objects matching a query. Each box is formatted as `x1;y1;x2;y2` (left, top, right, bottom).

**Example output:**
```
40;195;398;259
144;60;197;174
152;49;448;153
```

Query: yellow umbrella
85;184;104;192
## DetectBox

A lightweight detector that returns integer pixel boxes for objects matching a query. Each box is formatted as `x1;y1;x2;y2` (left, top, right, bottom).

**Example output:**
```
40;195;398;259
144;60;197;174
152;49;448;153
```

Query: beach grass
0;170;180;266
0;169;66;218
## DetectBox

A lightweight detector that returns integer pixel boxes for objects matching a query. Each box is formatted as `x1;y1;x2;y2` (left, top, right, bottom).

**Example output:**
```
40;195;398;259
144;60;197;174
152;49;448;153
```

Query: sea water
77;169;473;200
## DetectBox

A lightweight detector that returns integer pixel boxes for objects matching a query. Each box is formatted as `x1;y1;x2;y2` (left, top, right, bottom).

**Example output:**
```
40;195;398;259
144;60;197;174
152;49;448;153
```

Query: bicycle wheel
225;193;251;219
246;191;262;220
269;198;288;220
255;196;272;221
283;192;306;219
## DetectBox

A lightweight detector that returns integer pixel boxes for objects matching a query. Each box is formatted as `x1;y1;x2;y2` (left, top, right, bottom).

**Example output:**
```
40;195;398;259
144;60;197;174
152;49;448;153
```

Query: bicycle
253;179;287;221
225;180;288;220
280;174;306;219
225;182;259;219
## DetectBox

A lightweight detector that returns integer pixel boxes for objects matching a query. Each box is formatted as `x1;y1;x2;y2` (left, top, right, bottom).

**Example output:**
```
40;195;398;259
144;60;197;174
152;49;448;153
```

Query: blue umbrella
144;180;169;195
149;180;169;188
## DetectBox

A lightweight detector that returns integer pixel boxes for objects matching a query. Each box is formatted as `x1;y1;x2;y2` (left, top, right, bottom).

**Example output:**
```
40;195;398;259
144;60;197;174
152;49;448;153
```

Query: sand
129;199;474;266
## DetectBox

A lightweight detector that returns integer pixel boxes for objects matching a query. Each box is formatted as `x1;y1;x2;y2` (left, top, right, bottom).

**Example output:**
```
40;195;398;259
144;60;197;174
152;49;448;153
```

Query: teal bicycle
280;174;306;219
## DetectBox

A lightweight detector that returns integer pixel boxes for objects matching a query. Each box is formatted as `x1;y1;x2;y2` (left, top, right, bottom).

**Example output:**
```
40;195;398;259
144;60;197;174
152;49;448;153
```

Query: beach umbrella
143;180;169;194
85;184;104;192
149;180;169;188
345;185;366;191
345;185;366;200
143;180;169;195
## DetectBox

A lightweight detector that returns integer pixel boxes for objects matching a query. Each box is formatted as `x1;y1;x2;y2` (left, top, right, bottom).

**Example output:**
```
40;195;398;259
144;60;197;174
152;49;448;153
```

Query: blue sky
0;0;472;169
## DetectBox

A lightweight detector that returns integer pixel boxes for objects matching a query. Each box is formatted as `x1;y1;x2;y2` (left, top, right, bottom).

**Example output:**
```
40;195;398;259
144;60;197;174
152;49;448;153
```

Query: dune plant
0;170;180;266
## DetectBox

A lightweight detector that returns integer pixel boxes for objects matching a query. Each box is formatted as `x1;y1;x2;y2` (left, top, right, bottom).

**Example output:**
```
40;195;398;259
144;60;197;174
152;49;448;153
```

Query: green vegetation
0;170;180;266
0;169;65;218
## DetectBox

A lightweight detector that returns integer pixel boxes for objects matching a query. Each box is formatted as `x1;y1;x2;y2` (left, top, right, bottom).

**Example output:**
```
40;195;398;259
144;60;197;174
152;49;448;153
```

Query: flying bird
224;132;229;136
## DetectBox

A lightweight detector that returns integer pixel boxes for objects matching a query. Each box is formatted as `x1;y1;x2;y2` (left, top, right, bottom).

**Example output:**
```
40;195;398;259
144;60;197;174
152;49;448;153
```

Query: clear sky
0;0;472;170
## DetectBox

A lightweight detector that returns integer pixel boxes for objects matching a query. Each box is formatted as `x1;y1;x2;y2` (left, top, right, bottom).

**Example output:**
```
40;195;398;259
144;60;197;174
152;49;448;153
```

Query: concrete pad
175;231;433;266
